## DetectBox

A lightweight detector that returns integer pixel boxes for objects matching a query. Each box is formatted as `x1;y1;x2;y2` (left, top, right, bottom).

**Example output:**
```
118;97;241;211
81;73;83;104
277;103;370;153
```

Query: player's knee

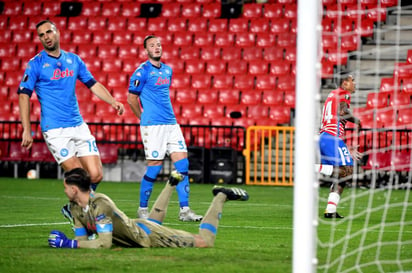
89;170;103;184
338;166;353;178
174;158;189;176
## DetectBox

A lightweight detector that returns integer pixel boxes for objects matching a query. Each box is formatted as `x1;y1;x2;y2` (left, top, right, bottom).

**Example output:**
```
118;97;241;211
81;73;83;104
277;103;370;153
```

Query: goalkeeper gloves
48;230;78;249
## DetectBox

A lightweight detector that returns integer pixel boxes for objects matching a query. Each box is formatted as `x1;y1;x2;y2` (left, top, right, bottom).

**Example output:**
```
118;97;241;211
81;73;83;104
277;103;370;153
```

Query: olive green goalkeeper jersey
70;192;196;248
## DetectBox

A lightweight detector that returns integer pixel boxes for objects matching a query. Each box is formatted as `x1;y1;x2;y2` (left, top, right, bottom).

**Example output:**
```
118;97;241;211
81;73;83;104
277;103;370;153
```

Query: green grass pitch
0;177;411;273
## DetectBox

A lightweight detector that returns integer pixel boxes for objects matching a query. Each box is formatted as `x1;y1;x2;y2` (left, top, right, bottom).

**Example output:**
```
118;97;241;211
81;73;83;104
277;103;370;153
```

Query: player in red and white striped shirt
319;73;362;218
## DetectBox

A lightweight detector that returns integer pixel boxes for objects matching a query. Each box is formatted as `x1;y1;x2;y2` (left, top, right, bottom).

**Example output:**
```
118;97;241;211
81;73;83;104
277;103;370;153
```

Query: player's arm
18;93;33;149
75;217;113;249
339;101;361;128
127;92;142;120
89;82;125;116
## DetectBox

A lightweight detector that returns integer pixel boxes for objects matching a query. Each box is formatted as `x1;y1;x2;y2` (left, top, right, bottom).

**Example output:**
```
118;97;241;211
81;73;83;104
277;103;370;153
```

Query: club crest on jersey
155;76;170;86
51;68;74;80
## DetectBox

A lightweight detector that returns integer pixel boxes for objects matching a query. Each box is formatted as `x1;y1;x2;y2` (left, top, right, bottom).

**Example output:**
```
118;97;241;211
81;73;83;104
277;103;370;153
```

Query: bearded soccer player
319;73;362;218
127;35;202;222
18;20;124;188
48;168;249;249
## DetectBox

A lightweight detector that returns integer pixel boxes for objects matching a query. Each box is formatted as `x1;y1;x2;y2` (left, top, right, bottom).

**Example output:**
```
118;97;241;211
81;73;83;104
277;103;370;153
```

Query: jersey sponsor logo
50;68;74;80
155;76;170;86
60;148;69;157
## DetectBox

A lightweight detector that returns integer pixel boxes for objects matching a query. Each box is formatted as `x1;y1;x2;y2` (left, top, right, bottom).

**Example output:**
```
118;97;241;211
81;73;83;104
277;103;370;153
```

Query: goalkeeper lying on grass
48;168;249;249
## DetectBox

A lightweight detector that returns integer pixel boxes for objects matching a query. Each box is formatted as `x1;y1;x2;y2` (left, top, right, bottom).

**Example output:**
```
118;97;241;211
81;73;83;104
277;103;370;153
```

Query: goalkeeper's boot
324;211;344;218
212;186;249;201
61;203;74;230
179;207;203;222
168;170;184;186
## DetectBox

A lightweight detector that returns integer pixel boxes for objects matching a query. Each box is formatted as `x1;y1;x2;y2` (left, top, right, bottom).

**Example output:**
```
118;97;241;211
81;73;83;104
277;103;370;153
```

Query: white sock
315;164;334;176
325;192;340;213
180;206;190;212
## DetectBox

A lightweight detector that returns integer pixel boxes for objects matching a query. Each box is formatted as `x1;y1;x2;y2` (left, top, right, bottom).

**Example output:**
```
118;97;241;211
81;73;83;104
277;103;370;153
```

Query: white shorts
140;124;187;160
42;123;100;164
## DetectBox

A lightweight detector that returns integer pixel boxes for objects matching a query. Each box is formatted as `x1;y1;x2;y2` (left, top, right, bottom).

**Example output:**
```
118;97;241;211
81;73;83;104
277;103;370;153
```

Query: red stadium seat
270;60;291;76
173;31;193;47
5;71;23;87
181;3;201;18
270;18;290;34
341;34;360;51
321;59;334;79
255;75;276;90
22;2;42;16
12;30;32;43
354;18;375;37
72;30;93;45
234;75;255;90
92;31;112;45
193;32;214;48
215;33;235;48
362;150;391;171
264;47;284;61
102;59;123;73
389;93;411;107
381;0;399;7
99;144;119;164
277;33;297;48
165;58;185;74
218;89;240;105
30;142;54;162
366;92;390;108
248;60;269;75
175;89;197;104
202;3;221;18
180;104;203;119
401;78;412;93
188;18;208;33
81;2;102;16
191;74;212;89
250;18;270;33
322;33;339;51
108;17;127;32
277;75;296;91
8;16;28;30
147;18;167;32
284;46;297;62
283;4;297;19
1;57;21;72
212;75;234;90
221;47;242;62
203;105;225;119
393;62;412;80
366;5;387;22
333;18;354;34
246;104;270;120
206;60;227;75
180;47;200;60
161;3;182;18
16;44;37;58
229;18;249;33
121;2;141;17
88;17;107;31
102;2;121;17
284;91;296;107
242;47;263;61
106;72;128;89
225;104;247;119
208;19;228;33
118;45;139;60
200;47;221;61
256;33;276;48
376;107;397;127
269;106;291;124
235;33;256;48
127;18;147;32
197;89;218;105
161;47;180;61
68;17;88;31
185;61;205;75
3;2;22;16
240;90;262;106
171;74;191;89
168;18;187;32
262;90;284;106
227;60;248;75
97;45;117;59
263;4;283;19
397;107;412;127
242;3;263;18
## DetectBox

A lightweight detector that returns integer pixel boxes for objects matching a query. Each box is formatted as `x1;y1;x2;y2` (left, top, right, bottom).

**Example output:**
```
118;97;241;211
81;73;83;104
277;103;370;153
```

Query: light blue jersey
128;61;176;126
18;50;96;132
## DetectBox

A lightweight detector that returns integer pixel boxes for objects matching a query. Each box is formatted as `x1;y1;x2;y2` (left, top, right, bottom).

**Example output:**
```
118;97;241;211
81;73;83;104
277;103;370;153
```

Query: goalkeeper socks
140;165;162;208
199;193;226;247
148;183;174;224
326;192;340;213
174;158;190;207
90;182;99;191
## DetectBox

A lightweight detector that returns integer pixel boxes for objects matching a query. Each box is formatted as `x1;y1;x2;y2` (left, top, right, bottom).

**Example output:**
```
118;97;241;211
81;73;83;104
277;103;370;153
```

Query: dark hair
64;168;91;192
143;35;158;48
35;20;56;30
337;71;353;85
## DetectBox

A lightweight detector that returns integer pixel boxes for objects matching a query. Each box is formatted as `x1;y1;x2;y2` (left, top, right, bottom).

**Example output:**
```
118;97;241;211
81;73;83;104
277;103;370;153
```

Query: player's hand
48;230;78;248
350;145;363;161
112;101;125;116
21;129;33;149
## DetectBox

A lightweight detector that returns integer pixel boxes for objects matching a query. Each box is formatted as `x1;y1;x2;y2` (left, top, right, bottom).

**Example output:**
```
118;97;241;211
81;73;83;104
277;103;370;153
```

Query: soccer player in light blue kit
127;35;202;221
18;20;125;191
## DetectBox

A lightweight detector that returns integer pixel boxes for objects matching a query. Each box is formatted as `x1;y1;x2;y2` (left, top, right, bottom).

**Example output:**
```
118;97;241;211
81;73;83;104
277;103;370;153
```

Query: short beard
152;56;161;62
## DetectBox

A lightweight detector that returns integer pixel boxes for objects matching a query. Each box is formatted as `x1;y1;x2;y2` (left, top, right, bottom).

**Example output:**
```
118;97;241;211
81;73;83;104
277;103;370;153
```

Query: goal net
315;1;412;272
